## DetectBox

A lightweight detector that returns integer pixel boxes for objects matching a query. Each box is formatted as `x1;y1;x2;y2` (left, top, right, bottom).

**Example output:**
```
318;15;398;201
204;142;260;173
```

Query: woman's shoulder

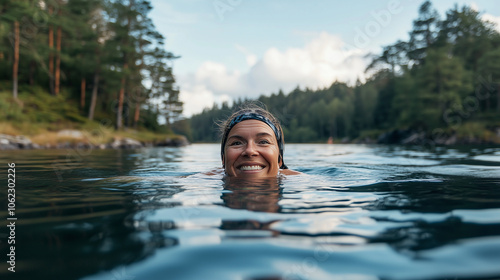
280;169;302;175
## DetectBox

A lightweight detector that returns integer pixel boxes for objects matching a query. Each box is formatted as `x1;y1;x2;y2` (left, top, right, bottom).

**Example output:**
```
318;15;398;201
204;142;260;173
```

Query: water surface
1;144;500;280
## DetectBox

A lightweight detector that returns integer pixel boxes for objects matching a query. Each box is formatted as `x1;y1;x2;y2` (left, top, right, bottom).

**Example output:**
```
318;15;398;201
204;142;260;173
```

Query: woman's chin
237;169;265;177
237;169;281;178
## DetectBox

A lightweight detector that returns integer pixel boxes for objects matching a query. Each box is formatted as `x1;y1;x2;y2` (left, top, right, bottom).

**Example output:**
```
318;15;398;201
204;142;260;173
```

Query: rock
354;137;375;144
56;142;72;149
156;135;190;147
123;138;143;148
74;142;92;150
16;136;33;148
0;135;18;150
0;145;18;150
110;137;143;149
444;135;457;145
401;132;426;145
377;129;413;144
0;134;33;149
110;138;121;149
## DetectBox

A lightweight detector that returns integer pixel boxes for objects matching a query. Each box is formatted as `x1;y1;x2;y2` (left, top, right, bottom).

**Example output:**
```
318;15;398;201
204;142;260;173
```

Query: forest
0;0;181;139
1;1;500;146
187;2;500;144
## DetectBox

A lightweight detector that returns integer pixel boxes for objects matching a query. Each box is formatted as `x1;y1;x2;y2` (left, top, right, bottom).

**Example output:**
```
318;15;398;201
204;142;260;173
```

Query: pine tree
407;0;440;64
478;49;500;112
0;0;30;99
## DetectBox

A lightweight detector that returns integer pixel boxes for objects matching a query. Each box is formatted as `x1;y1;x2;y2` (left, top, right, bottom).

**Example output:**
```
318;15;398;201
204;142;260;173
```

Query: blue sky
149;0;500;116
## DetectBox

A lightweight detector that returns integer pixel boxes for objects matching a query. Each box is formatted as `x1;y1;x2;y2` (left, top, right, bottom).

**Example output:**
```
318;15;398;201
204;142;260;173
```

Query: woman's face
223;120;281;178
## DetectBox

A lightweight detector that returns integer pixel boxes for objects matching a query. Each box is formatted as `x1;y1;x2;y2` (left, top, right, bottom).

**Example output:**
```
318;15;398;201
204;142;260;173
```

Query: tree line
186;1;500;143
0;0;182;131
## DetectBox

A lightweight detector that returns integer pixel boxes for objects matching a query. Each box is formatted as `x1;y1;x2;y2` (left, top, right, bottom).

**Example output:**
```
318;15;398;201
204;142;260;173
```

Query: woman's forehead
227;120;275;137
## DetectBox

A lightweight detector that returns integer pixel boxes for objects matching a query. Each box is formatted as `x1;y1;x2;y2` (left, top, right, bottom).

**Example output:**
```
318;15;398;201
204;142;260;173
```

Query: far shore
2;127;499;151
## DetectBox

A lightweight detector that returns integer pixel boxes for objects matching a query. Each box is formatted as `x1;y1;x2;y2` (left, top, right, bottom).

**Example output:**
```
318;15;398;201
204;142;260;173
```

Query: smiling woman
219;104;300;178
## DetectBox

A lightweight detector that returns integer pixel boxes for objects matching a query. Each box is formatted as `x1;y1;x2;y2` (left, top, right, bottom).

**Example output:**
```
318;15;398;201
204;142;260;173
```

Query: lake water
2;144;500;280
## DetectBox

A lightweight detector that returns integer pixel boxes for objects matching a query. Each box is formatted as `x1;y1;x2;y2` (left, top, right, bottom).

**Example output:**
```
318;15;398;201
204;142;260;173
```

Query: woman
219;104;300;178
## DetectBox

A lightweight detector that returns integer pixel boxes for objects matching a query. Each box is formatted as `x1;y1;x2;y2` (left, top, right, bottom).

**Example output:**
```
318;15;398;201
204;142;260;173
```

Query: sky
148;0;500;117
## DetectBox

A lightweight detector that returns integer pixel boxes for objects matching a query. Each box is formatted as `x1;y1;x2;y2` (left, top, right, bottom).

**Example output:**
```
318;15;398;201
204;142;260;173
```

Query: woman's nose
242;142;258;156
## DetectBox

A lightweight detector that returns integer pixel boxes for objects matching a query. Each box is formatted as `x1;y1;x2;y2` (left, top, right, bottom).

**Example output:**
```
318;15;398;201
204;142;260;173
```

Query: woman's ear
278;155;282;168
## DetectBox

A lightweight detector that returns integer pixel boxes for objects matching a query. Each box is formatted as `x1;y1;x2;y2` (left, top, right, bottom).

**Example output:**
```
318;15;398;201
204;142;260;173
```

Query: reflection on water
1;144;500;280
222;177;282;213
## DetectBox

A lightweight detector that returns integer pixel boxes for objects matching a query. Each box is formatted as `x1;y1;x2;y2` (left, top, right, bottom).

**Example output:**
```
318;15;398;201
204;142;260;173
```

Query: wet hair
219;103;288;169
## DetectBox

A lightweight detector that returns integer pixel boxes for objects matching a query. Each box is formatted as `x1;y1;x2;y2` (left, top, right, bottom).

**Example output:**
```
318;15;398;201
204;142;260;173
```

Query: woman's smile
238;165;264;171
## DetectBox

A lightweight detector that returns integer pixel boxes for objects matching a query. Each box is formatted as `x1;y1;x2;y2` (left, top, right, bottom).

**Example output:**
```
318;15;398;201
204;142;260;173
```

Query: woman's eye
229;141;242;146
259;139;270;144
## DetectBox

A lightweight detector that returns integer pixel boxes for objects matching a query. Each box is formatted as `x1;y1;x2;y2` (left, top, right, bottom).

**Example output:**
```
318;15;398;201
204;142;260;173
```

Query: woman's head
220;104;287;178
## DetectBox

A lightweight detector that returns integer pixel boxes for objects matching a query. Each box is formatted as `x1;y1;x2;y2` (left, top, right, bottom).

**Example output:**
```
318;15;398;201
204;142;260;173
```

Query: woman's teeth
239;165;263;171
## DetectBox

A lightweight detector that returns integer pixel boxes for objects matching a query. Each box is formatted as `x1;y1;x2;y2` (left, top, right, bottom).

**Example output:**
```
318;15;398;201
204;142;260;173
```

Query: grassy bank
0;87;181;146
0;121;182;146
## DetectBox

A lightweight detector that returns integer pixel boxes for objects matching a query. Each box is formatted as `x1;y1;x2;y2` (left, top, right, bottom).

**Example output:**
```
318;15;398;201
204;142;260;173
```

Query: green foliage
188;83;358;143
0;0;181;134
190;102;232;142
289;126;318;143
171;119;192;141
0;87;84;125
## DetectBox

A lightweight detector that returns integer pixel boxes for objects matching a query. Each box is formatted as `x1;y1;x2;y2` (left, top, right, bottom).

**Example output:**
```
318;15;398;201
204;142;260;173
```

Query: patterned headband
221;112;288;169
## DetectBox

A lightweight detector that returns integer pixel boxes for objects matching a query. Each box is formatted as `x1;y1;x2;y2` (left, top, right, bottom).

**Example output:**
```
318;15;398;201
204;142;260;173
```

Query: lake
2;144;500;280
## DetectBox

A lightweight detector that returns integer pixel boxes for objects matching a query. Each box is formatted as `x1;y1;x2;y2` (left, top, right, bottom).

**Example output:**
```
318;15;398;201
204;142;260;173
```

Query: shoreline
368;128;500;146
2;128;499;150
0;131;190;150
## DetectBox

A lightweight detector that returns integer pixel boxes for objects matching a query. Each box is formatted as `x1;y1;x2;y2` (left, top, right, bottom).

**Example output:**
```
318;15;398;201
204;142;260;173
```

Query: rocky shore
5;128;497;150
340;128;500;145
0;130;190;150
374;128;500;145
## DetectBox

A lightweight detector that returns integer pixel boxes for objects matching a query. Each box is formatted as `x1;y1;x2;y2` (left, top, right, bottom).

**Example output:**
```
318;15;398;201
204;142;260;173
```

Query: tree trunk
133;102;140;129
0;5;5;61
29;60;35;85
133;31;146;130
48;7;54;95
486;93;490;112
88;72;99;121
13;21;19;99
80;77;86;108
125;85;131;128
117;0;134;130
55;25;62;95
497;84;500;112
116;63;127;130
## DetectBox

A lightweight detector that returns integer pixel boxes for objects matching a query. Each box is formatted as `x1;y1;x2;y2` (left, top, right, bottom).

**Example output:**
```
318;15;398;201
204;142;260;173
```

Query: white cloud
179;83;231;116
179;32;369;117
482;13;500;33
470;2;500;33
248;32;367;94
470;2;479;12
